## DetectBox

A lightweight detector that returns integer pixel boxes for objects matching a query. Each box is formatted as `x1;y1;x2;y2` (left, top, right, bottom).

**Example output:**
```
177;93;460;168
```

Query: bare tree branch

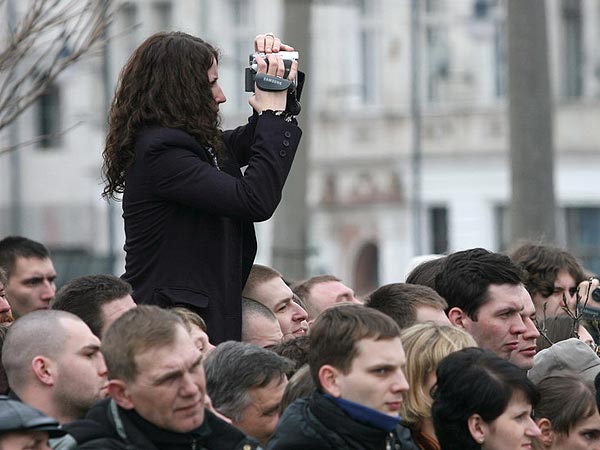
0;120;81;155
0;0;112;133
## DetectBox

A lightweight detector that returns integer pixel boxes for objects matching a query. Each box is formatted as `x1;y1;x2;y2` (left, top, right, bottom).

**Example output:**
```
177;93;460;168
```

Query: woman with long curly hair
102;31;303;344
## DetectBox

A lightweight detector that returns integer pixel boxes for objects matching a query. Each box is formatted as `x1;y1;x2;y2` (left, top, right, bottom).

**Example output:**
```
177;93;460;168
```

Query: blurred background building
0;0;599;295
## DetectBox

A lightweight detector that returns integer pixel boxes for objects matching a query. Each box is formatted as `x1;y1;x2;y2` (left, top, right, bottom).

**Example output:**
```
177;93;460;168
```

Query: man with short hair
0;236;57;318
267;304;417;450
204;341;293;446
243;264;308;340
242;297;283;348
51;274;136;339
434;248;539;370
365;283;450;329
2;310;108;424
292;275;360;323
66;305;259;449
0;396;66;450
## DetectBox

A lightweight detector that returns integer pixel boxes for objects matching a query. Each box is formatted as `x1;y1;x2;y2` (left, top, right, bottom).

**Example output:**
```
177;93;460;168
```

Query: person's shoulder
203;410;261;450
136;126;200;150
267;398;334;450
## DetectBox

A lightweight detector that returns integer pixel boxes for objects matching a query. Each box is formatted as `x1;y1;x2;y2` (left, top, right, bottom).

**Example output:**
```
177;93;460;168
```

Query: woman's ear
467;414;487;445
536;418;555;448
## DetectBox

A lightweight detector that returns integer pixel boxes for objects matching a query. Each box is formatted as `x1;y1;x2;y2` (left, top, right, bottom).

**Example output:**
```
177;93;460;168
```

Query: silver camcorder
244;51;299;92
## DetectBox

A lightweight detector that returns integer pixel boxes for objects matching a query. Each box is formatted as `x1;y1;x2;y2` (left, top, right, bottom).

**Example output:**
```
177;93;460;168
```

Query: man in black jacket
267;304;418;450
65;306;259;450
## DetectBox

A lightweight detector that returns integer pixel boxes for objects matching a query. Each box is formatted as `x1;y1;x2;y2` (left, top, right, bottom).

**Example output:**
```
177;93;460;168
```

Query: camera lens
592;288;600;303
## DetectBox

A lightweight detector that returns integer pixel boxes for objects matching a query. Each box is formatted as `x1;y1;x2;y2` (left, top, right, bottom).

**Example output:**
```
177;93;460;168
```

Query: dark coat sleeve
136;112;301;222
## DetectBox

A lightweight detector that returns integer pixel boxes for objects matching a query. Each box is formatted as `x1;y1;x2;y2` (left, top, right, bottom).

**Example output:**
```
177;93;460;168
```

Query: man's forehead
134;329;200;373
11;256;55;277
255;278;293;308
353;336;405;361
484;283;524;305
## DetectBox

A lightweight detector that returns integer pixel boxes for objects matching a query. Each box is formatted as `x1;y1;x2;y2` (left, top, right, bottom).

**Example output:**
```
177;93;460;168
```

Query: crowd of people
1;234;600;450
1;30;600;450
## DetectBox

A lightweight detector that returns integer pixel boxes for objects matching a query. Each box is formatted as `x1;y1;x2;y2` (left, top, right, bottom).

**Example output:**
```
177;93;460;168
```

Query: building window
120;2;138;53
357;0;378;104
429;206;448;254
37;83;61;148
566;207;600;275
492;12;506;99
422;1;450;104
562;0;583;98
230;0;254;108
153;1;173;31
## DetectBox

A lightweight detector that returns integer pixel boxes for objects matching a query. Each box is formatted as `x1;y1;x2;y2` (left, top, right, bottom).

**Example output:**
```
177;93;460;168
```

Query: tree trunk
271;0;312;281
507;0;556;246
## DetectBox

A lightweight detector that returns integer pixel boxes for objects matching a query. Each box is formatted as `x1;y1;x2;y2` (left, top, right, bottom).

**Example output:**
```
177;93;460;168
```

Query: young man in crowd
365;282;450;329
267;304;417;449
51;274;136;339
243;264;308;340
0;236;57;318
434;248;539;370
2;310;108;424
242;297;284;348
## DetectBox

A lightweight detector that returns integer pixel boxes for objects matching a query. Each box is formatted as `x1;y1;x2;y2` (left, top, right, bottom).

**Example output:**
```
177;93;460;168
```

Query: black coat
266;391;420;450
122;112;302;343
65;398;261;450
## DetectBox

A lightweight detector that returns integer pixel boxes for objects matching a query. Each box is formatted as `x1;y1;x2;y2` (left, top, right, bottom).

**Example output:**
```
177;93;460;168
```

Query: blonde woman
401;323;478;450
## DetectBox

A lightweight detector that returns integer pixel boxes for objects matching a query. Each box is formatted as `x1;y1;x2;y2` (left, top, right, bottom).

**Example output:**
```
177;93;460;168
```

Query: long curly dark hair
102;31;224;200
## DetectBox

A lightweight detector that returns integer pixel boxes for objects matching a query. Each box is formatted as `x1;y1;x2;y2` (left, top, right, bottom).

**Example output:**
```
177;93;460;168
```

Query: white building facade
0;0;598;293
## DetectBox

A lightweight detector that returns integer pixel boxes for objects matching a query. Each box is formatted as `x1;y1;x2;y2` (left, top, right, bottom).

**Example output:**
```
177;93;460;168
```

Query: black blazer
121;112;302;343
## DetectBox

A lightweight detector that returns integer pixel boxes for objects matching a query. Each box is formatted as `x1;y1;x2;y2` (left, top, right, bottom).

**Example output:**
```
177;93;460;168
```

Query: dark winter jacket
65;398;260;450
122;112;302;344
266;391;420;450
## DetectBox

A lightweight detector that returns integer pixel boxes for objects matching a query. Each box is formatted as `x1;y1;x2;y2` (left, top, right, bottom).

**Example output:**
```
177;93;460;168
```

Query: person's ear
467;414;487;446
31;356;55;387
318;365;341;397
537;418;555;448
448;307;468;329
107;380;135;410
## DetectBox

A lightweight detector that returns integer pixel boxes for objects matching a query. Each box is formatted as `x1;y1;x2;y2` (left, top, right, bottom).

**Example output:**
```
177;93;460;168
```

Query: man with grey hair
204;341;293;446
65;305;259;449
2;310;108;424
242;297;284;348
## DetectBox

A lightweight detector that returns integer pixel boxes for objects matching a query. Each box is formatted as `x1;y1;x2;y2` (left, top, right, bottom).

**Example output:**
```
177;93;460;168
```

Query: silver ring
265;32;274;37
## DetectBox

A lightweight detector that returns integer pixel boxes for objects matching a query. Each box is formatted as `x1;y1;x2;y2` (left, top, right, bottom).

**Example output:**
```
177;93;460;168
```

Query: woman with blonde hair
401;322;478;450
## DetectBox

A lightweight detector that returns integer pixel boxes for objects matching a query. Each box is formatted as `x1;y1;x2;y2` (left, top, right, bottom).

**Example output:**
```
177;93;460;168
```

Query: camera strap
254;73;292;92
